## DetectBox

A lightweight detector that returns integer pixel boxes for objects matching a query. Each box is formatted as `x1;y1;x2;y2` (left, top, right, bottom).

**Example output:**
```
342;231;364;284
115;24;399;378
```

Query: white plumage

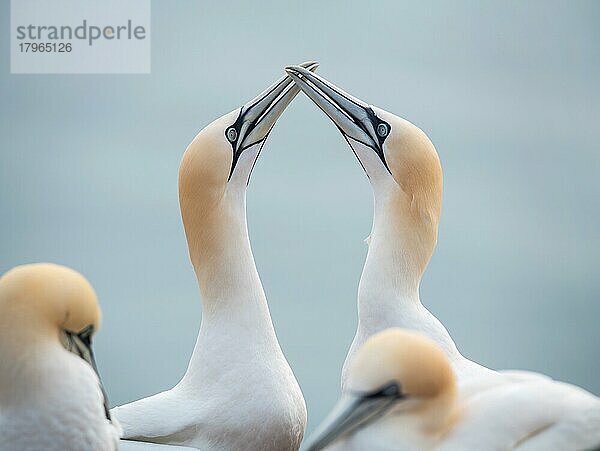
286;65;494;383
111;63;320;450
287;66;600;451
303;329;600;451
0;264;120;451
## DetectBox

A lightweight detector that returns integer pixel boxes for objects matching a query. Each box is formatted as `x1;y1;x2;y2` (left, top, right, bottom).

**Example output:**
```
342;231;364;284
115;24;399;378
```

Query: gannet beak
303;382;403;451
285;65;391;173
227;60;319;179
63;325;112;421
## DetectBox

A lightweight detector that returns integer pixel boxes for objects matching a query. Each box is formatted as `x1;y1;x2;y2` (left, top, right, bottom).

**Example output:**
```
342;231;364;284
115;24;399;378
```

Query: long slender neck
356;190;460;359
182;184;277;339
358;191;424;323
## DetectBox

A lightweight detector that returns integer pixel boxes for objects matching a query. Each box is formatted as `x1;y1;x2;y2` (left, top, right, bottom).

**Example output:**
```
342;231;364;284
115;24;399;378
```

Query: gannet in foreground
286;65;495;383
0;263;120;451
304;328;600;451
112;62;319;451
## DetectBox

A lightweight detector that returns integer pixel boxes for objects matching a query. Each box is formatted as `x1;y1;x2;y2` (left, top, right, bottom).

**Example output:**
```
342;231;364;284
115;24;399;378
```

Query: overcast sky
1;0;599;433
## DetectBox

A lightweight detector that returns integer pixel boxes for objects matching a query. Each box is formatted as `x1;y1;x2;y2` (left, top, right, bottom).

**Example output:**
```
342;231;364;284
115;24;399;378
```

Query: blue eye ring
377;123;389;138
226;127;238;142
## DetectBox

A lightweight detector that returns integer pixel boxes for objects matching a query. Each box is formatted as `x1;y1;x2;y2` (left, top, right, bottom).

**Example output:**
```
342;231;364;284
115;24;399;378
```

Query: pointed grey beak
227;61;319;179
63;325;112;421
303;382;403;451
285;65;391;173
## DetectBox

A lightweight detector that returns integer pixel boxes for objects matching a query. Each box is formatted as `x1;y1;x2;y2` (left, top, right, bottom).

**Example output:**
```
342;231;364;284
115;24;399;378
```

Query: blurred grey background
1;0;599;434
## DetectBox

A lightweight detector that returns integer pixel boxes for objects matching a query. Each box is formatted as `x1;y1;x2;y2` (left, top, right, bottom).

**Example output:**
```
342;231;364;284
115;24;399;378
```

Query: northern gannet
303;328;600;451
285;65;491;382
0;263;120;451
112;62;319;451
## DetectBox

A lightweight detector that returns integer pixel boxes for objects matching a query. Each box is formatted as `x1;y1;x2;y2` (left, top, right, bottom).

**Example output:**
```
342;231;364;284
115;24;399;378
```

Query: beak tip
298;61;319;69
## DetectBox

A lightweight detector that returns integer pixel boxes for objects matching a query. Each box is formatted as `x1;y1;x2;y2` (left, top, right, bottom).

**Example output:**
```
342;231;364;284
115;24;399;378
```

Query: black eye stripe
226;108;247;180
358;382;403;400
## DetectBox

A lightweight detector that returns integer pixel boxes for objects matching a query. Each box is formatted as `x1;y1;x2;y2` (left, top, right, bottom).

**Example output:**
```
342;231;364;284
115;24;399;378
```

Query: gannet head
286;66;442;276
303;328;456;451
179;61;318;266
0;263;111;419
179;61;319;203
0;263;101;337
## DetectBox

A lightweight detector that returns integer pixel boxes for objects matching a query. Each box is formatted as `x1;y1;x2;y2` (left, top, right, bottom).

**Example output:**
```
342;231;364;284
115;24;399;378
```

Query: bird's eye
226;127;238;142
377;123;389;138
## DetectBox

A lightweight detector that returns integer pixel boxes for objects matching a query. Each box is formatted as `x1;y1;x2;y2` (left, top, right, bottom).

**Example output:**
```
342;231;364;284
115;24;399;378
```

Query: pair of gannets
2;62;599;451
282;66;600;450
